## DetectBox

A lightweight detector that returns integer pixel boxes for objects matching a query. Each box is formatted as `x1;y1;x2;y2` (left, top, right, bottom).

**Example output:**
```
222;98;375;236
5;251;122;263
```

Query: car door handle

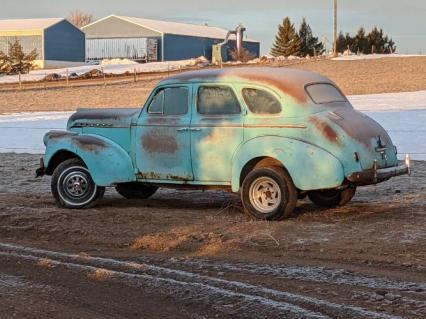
190;128;202;132
177;128;189;133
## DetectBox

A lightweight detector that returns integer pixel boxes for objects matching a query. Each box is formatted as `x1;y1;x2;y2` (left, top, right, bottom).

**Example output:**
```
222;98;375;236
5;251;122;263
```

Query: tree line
336;27;396;54
271;17;396;57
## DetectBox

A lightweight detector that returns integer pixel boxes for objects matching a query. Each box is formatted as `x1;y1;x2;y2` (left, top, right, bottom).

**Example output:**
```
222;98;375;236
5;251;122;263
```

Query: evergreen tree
336;31;347;53
0;51;8;74
367;27;396;53
298;18;323;56
0;40;38;75
271;17;301;57
354;27;369;54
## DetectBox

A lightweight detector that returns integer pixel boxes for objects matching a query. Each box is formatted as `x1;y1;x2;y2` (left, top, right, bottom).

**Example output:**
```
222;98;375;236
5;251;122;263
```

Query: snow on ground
333;54;425;61
0;92;425;159
349;91;426;112
0;57;208;84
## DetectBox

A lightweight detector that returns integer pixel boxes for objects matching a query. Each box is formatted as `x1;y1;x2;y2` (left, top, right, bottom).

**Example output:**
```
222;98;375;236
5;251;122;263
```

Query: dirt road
0;153;425;318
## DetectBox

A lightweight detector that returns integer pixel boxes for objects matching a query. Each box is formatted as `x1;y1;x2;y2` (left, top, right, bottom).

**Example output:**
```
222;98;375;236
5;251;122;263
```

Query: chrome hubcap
63;172;89;198
249;177;281;214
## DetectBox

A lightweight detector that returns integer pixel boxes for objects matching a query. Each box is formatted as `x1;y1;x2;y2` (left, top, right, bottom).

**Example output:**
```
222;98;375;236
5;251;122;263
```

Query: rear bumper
347;163;409;185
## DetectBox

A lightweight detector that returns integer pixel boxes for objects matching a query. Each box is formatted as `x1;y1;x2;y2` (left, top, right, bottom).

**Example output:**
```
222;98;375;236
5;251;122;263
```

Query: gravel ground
0;153;425;318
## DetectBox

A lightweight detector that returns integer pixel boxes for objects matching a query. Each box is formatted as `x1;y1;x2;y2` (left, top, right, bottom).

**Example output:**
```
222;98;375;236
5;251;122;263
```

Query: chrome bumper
347;163;409;185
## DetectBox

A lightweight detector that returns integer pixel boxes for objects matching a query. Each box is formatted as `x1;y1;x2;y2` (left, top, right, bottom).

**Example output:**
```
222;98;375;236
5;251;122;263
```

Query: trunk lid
329;107;398;170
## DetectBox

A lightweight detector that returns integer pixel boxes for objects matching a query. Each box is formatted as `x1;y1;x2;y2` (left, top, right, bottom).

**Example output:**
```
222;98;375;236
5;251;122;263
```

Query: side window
198;86;241;115
242;88;282;114
148;87;188;115
164;87;188;115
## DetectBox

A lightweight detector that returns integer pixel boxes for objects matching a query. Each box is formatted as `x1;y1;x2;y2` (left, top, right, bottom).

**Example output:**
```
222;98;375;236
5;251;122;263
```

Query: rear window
242;88;282;114
305;83;347;104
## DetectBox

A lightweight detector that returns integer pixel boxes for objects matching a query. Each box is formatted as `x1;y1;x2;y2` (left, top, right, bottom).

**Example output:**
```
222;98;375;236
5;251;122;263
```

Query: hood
67;108;140;129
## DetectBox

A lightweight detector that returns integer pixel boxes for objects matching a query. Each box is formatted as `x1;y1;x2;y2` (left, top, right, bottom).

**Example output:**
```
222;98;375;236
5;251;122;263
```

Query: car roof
162;67;334;103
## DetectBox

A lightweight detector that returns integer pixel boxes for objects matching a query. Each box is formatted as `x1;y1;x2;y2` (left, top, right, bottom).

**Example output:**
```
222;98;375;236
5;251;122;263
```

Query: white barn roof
84;15;258;42
0;18;64;31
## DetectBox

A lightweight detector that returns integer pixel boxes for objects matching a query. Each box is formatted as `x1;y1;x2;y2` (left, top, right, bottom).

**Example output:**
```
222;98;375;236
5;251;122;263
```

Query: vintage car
36;67;410;220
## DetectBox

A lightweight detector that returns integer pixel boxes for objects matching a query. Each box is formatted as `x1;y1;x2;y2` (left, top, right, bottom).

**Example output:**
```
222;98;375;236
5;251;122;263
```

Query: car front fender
44;131;135;186
231;136;345;192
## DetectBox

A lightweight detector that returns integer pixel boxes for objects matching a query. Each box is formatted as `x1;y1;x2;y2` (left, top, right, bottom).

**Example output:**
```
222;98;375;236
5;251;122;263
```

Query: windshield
305;83;347;104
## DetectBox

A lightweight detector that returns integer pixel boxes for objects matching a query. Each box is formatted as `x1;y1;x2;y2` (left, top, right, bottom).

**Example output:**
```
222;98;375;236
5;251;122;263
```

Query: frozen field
0;91;425;159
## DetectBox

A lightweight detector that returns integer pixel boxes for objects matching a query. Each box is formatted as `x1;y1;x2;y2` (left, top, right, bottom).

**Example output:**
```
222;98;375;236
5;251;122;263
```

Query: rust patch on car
166;174;193;181
72;136;108;153
330;109;393;149
236;73;307;103
310;117;341;145
146;117;181;125
141;132;178;154
138;172;161;180
46;131;76;139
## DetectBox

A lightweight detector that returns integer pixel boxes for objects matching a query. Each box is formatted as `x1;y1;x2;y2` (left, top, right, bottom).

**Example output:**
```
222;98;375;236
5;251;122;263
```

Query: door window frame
239;84;284;117
195;83;243;117
138;84;192;122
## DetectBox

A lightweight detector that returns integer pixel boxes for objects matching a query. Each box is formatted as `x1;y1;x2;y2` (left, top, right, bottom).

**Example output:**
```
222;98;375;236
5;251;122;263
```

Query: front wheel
51;158;105;209
241;167;297;221
308;187;356;208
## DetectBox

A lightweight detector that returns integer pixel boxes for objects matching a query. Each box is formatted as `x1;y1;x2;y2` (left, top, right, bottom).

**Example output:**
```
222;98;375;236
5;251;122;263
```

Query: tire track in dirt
154;259;426;294
0;243;403;319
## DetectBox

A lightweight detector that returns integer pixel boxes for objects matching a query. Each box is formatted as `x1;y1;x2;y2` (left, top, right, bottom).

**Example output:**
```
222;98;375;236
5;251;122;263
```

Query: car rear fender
231;136;345;192
44;132;135;186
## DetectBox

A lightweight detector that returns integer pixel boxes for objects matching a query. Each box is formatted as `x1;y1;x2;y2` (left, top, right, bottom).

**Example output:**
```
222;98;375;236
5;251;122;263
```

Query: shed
0;18;85;69
82;15;260;62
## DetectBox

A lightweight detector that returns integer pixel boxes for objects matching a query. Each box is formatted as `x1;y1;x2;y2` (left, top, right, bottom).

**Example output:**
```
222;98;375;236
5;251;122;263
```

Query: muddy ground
0;57;425;114
0;153;425;318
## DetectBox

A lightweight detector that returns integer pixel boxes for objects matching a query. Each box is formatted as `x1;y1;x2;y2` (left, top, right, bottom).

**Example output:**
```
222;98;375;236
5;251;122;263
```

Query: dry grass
0;57;425;114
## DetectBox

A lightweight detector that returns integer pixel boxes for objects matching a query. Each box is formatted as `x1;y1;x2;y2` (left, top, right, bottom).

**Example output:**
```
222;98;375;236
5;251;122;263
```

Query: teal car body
38;67;409;217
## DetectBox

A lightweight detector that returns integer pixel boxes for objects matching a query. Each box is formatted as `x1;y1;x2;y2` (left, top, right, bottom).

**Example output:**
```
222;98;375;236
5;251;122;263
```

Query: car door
135;85;193;181
190;84;244;183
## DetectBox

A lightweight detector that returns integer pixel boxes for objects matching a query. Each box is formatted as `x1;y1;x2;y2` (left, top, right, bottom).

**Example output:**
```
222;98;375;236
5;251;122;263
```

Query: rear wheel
115;182;158;199
241;167;297;221
308;187;356;208
51;158;105;209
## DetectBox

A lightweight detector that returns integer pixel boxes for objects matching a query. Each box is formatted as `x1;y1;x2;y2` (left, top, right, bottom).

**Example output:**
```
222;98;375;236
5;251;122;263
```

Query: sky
0;0;425;55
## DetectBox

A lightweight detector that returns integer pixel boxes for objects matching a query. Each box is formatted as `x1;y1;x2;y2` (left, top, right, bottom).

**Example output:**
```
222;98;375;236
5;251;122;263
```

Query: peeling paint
72;136;108;153
141;132;178;154
309;116;340;145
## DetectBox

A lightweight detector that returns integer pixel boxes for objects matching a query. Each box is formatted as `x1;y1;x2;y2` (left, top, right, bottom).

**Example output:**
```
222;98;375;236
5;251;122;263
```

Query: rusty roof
165;67;334;103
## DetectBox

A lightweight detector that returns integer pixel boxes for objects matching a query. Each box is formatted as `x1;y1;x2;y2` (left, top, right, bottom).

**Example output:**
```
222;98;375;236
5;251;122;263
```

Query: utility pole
333;0;338;56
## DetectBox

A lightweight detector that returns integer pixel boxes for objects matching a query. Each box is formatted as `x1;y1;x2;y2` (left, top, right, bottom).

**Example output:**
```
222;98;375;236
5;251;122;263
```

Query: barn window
148;87;188;115
197;86;241;115
242;88;282;114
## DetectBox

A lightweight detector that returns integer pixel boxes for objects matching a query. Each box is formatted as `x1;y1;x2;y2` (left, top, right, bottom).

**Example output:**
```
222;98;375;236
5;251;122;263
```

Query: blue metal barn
82;15;260;62
0;18;85;69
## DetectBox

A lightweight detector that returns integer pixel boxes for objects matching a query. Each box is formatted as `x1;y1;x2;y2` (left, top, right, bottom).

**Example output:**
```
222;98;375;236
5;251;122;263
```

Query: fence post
18;72;22;90
102;67;106;87
66;68;69;87
134;68;137;83
44;73;47;90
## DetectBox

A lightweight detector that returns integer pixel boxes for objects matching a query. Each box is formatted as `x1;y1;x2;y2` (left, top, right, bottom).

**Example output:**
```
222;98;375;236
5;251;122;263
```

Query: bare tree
68;10;93;28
